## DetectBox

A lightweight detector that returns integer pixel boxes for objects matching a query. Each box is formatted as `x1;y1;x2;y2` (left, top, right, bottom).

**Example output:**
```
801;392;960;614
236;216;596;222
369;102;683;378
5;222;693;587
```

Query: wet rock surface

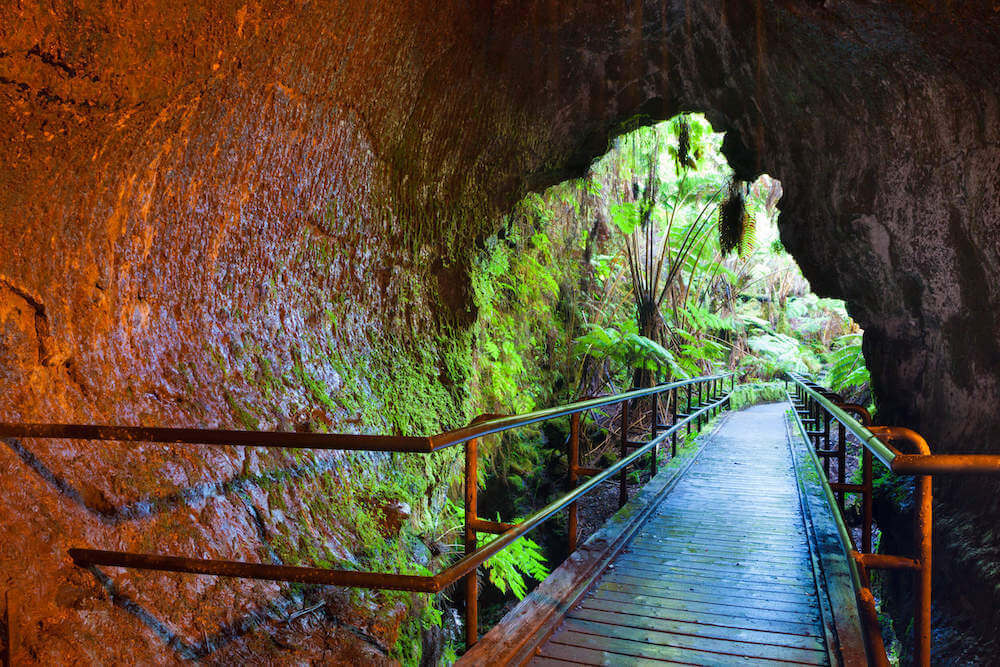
1;1;999;662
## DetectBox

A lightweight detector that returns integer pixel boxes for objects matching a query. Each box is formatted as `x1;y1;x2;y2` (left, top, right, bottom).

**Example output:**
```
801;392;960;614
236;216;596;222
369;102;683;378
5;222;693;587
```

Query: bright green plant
478;528;550;600
826;333;870;391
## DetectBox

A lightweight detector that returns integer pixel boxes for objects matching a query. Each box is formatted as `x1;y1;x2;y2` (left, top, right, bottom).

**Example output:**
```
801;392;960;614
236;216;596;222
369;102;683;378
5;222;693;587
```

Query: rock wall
1;0;998;662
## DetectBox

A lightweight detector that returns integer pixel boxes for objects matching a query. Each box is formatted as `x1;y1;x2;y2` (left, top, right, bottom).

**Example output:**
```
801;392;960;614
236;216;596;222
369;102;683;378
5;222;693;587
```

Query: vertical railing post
649;393;659;476
619;399;630;508
685;383;692;438
810;397;819;449
464;438;479;650
837;421;846;512
823;411;832;479
3;587;13;667
671;388;678;457
568;413;579;553
915;473;933;667
863;447;873;553
696;382;703;428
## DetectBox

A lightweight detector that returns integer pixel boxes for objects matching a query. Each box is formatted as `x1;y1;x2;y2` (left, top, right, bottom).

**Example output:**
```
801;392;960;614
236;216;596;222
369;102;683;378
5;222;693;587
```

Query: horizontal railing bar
830;482;865;492
0;423;433;452
431;392;731;590
891;454;1000;475
68;548;438;592
786;374;898;468
853;551;921;571
68;389;732;595
0;374;732;454
468;518;514;535
428;374;733;450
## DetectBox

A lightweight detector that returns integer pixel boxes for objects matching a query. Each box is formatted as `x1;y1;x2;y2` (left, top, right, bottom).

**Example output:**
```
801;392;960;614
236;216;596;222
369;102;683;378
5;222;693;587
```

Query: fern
826;333;870;391
478;529;549;600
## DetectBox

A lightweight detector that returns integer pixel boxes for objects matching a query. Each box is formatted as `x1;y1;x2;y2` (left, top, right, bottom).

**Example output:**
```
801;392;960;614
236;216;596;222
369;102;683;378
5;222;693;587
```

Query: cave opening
469;112;890;645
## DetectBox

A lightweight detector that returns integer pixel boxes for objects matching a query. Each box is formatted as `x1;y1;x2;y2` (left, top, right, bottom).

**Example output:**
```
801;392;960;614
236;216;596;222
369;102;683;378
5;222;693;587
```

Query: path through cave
1;1;999;664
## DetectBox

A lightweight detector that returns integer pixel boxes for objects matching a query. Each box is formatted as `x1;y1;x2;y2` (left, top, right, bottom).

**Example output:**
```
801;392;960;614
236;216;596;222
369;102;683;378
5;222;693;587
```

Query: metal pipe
686;384;692;438
619;399;630;508
670;388;678;456
468;518;513;535
857;587;892;667
69;549;438;592
892;454;1000;474
568;413;579;553
429;374;733;450
786;374;898;468
464;438;479;649
837;421;846;511
649;393;659;476
853;552;921;571
0;375;738;457
0;423;434;452
863;447;873;554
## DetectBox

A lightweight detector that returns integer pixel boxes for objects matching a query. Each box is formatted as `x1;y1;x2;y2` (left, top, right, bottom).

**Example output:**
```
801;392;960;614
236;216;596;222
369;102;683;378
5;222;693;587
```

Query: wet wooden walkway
529;403;843;666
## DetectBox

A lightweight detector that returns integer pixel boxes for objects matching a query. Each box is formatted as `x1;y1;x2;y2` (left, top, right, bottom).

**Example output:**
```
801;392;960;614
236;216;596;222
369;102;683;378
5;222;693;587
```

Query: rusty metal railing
785;372;1000;667
0;372;734;652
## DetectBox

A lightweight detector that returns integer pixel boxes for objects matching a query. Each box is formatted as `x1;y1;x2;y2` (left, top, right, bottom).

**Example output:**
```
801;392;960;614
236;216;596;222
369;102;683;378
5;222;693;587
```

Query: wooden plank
525;656;583;667
457;418;721;666
637;529;809;550
627;540;809;561
602;572;819;603
614;554;819;587
597;580;818;615
623;544;810;567
579;594;823;637
537;639;691;665
605;570;819;601
567;607;827;651
559;607;828;663
548;630;810;666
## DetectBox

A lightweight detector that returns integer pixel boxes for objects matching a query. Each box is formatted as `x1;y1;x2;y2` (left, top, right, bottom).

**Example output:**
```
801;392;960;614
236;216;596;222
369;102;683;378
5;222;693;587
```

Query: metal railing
785;372;1000;667
0;372;734;651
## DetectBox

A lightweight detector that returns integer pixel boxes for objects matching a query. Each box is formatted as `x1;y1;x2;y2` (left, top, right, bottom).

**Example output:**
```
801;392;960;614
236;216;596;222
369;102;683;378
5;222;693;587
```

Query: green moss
224;392;260;430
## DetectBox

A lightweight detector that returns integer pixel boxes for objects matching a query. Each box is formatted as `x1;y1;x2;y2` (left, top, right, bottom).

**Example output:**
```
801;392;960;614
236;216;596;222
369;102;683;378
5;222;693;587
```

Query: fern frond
718;179;744;255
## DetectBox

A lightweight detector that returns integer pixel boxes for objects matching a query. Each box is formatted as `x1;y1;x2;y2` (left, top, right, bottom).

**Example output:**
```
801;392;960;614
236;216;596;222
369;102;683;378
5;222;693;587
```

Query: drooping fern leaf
826;333;870;391
738;207;756;259
719;179;756;258
718;179;744;255
676;115;693;170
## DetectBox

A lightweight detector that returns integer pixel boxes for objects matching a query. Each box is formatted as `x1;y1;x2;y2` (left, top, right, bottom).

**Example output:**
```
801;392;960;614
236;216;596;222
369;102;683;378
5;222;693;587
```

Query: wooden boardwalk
530;403;839;666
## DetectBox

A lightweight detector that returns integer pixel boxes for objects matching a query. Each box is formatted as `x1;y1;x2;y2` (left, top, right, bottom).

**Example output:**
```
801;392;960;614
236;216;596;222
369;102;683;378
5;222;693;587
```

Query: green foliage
478;530;550;600
729;381;788;410
469;221;572;415
609;201;641;235
826;333;870;392
575;323;686;377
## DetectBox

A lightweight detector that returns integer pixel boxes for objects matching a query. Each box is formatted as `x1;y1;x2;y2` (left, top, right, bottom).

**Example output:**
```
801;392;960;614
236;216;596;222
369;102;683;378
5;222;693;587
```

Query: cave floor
529;403;862;665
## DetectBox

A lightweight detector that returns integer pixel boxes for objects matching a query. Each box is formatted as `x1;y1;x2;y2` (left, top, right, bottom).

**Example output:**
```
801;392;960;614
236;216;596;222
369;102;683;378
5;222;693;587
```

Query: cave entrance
473;113;876;630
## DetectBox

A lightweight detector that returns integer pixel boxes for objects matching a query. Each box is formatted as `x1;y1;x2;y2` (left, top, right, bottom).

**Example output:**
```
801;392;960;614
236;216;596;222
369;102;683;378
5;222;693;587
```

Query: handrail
7;371;733;652
784;372;1000;667
0;373;733;454
786;372;898;467
428;373;733;449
